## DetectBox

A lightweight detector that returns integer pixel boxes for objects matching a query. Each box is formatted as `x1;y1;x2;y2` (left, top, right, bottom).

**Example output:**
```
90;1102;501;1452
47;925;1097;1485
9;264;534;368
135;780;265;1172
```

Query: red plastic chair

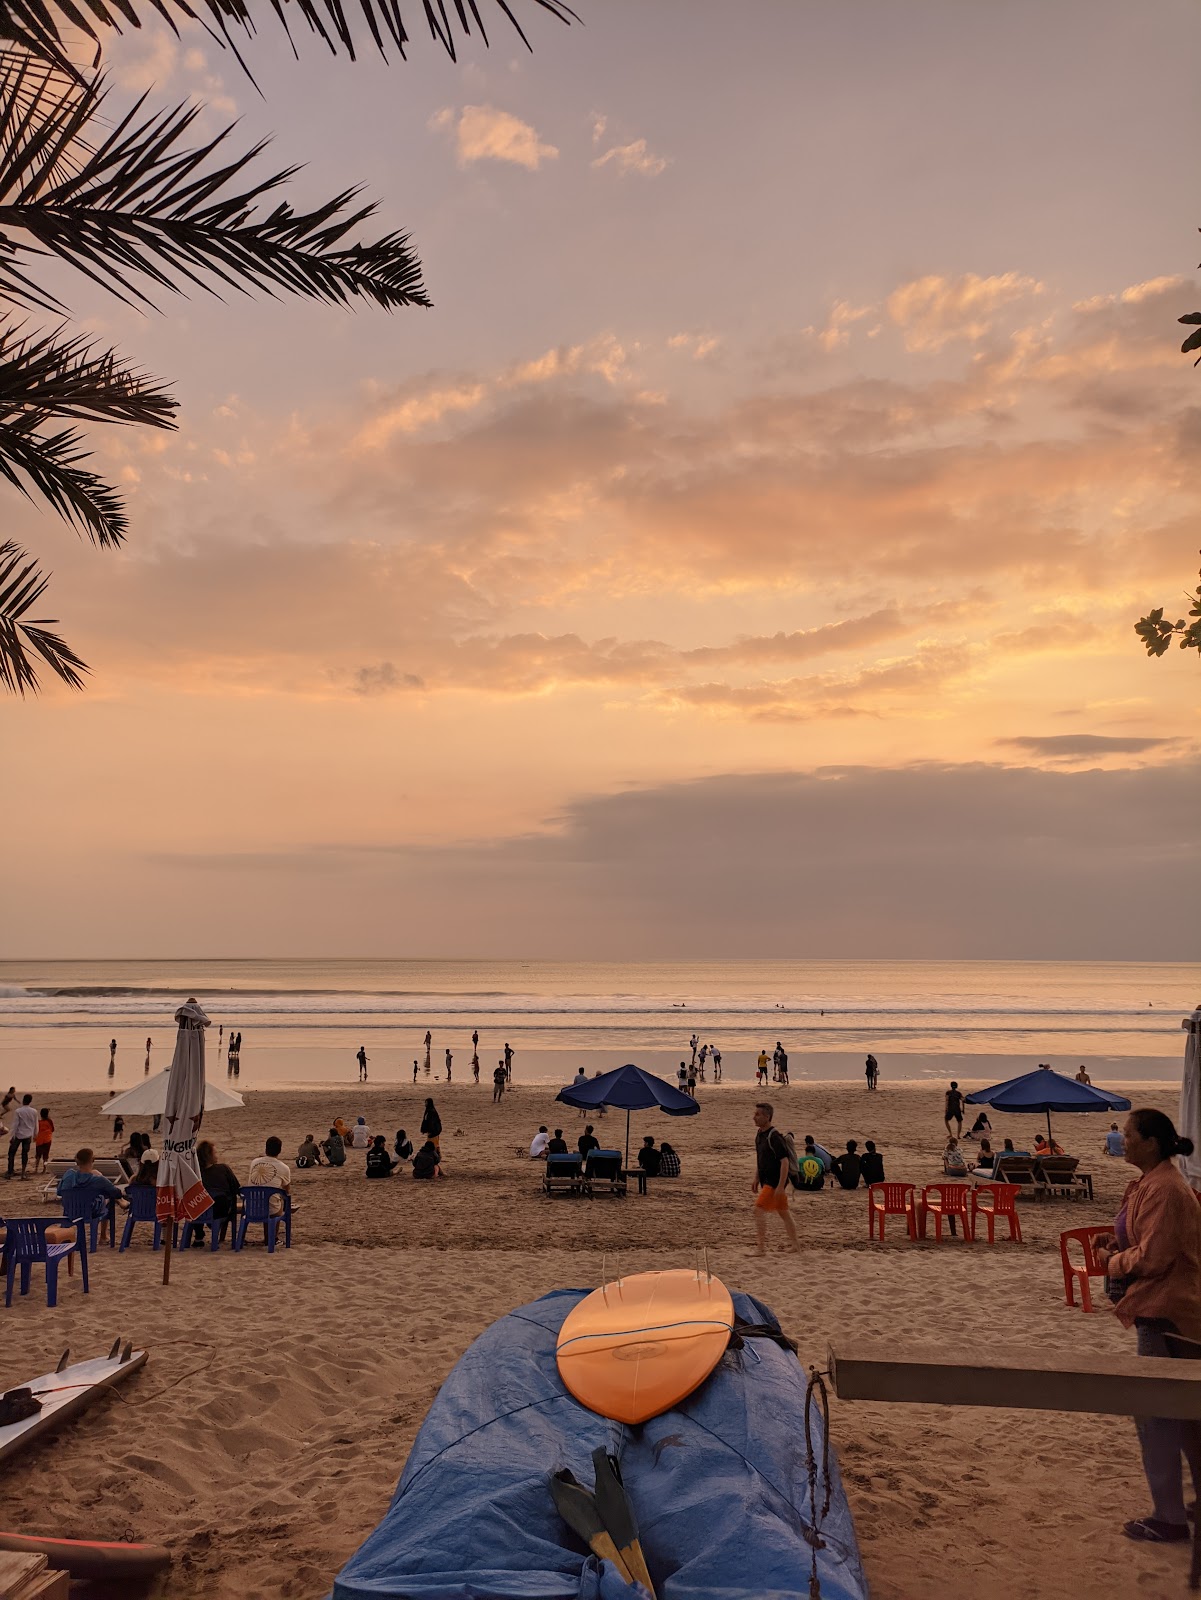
868;1182;916;1241
1060;1224;1111;1311
971;1182;1023;1243
919;1183;973;1241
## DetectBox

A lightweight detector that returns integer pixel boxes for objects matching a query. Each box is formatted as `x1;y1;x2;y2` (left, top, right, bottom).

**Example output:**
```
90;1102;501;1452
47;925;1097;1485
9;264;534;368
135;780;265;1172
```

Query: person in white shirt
248;1137;291;1214
529;1126;550;1160
349;1117;371;1151
6;1095;39;1179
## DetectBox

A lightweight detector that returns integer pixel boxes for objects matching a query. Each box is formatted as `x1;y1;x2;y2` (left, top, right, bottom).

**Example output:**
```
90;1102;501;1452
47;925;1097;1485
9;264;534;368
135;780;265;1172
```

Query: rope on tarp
802;1366;832;1598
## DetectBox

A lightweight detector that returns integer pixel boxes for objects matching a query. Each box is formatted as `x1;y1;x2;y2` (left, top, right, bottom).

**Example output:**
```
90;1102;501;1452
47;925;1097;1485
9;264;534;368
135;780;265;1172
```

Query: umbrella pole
1046;1109;1053;1148
625;1110;631;1170
162;1220;172;1286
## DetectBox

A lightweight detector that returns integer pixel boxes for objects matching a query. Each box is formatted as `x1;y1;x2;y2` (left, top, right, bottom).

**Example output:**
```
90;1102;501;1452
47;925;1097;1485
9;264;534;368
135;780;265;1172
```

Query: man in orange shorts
752;1101;797;1255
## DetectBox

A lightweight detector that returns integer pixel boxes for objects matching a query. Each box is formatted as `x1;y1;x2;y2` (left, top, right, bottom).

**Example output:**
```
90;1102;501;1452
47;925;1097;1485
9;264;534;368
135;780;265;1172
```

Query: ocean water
0;958;1193;1092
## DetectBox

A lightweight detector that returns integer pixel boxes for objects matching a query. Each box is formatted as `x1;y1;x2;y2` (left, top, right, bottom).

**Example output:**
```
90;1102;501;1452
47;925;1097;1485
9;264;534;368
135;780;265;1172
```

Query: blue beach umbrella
965;1064;1131;1146
556;1063;700;1166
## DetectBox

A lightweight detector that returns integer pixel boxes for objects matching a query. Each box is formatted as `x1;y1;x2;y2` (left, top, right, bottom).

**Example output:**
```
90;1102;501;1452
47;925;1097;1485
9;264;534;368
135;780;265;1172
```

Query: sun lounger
583;1150;626;1197
542;1154;585;1197
1035;1157;1093;1200
40;1158;128;1205
990;1154;1037;1188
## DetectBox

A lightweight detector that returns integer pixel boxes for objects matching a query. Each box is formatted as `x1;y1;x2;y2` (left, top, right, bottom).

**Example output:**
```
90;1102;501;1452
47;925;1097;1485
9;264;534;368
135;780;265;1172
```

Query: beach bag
781;1132;802;1189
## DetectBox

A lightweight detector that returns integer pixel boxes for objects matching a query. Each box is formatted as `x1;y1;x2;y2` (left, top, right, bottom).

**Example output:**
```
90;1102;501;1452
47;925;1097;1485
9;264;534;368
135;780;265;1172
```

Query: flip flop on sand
1122;1518;1190;1543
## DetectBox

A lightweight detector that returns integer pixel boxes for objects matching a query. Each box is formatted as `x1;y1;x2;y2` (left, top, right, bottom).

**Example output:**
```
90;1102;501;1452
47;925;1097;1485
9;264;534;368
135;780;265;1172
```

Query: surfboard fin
120;1342;133;1364
56;1350;70;1373
549;1469;634;1586
591;1449;656;1599
108;1339;121;1361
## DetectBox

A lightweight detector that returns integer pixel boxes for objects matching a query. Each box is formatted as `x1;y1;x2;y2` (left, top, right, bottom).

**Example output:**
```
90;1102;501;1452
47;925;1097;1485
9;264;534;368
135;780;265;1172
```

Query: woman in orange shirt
33;1106;54;1173
1094;1108;1201;1545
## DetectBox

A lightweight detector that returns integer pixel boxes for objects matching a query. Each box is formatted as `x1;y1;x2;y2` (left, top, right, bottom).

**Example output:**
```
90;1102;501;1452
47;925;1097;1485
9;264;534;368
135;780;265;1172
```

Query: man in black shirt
547;1129;568;1155
944;1081;965;1136
752;1102;797;1254
637;1135;662;1177
577;1124;600;1158
830;1139;863;1189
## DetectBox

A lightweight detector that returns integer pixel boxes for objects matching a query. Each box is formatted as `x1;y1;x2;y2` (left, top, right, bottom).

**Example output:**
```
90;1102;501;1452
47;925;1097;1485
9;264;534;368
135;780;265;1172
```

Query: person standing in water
865;1054;879;1090
503;1042;514;1080
356;1044;369;1082
144;1036;152;1069
108;1038;117;1075
444;1048;453;1082
711;1046;722;1082
412;1058;419;1084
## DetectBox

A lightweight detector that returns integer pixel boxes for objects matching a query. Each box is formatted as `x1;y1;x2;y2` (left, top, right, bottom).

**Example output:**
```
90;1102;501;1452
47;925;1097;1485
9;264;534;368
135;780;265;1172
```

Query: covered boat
331;1287;867;1600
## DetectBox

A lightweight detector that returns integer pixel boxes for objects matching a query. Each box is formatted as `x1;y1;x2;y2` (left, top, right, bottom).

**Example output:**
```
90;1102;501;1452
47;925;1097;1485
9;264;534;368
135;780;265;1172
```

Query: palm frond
0;0;577;80
0;317;177;423
0;66;431;312
0;537;88;691
0;414;133;542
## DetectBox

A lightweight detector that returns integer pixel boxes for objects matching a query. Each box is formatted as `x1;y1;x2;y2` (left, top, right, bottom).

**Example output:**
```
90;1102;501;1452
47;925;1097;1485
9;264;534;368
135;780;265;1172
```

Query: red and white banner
156;999;212;1224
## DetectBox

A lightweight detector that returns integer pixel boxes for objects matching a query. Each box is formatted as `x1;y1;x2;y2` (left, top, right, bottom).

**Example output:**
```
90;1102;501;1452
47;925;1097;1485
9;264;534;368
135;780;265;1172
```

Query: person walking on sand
687;1061;698;1097
472;1050;480;1083
777;1045;789;1086
751;1102;797;1255
757;1049;769;1086
944;1081;965;1137
144;1035;152;1069
493;1062;507;1103
677;1061;688;1092
445;1048;453;1082
865;1053;879;1090
6;1095;38;1179
356;1044;368;1082
712;1046;722;1082
108;1037;117;1071
34;1106;54;1173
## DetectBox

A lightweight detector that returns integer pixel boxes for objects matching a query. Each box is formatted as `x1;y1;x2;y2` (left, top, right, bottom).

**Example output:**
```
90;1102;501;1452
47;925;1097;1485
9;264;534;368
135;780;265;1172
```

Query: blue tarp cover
332;1288;868;1600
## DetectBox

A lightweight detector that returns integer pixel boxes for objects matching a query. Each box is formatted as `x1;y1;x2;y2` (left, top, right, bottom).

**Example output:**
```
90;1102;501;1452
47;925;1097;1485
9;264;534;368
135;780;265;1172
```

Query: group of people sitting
290;1100;447;1180
792;1135;885;1190
527;1125;682;1178
940;1111;1075;1177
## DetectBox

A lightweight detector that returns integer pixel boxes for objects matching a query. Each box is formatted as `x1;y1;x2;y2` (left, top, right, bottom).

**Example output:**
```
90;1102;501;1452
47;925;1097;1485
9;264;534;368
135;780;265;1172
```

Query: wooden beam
828;1340;1201;1419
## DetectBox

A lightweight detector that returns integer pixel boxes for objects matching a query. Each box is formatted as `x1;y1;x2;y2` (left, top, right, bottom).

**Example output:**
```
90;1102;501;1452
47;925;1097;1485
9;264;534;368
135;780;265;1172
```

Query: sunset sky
5;0;1200;958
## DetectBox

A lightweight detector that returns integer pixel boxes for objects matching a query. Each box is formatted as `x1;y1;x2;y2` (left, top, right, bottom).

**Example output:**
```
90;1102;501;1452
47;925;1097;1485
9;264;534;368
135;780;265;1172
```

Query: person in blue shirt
57;1148;128;1244
1105;1122;1127;1157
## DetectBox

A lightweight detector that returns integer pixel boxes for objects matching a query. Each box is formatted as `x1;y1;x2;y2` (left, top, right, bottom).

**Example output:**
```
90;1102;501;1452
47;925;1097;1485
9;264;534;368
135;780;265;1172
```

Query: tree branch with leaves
0;0;573;692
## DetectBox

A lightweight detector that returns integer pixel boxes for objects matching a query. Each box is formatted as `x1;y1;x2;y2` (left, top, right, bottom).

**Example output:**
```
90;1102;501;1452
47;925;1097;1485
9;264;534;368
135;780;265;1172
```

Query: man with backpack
751;1102;798;1254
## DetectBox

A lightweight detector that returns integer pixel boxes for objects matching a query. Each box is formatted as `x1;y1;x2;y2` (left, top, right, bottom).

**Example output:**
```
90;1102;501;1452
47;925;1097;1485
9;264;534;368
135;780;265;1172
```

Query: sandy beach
0;1077;1187;1600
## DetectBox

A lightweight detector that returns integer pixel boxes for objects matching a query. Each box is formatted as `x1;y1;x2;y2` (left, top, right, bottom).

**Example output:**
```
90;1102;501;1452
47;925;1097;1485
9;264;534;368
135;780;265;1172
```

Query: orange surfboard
556;1268;735;1424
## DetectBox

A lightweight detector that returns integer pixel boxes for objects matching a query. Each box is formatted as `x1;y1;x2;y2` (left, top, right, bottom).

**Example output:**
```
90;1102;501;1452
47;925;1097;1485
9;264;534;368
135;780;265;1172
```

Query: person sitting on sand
860;1140;885;1185
333;1117;350;1143
1105;1122;1126;1157
966;1111;991;1141
394;1129;413;1163
831;1140;863;1190
412;1140;443;1180
547;1129;569;1156
637;1135;662;1177
296;1134;324;1168
529;1126;550;1159
1033;1133;1065;1159
942;1136;969;1175
577;1124;600;1159
323;1127;346;1166
350;1117;372;1152
366;1135;397;1178
197;1140;241;1243
659;1141;681;1177
57;1147;129;1243
803;1135;833;1172
970;1138;996;1178
248;1137;291;1215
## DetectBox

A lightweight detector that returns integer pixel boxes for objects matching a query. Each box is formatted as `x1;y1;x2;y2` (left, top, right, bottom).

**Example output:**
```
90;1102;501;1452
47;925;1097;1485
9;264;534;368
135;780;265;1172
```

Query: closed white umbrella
1180;1003;1201;1191
156;999;216;1285
100;1070;243;1117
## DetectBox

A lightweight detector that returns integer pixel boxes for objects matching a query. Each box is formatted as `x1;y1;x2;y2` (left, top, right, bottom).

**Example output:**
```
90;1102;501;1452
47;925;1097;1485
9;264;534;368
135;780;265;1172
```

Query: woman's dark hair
372;1134;386;1147
131;1157;158;1186
1129;1108;1195;1161
197;1140;216;1169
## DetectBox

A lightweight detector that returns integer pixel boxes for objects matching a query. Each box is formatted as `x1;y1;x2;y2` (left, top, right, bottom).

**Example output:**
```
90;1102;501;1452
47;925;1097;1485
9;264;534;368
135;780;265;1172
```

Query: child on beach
34;1107;53;1173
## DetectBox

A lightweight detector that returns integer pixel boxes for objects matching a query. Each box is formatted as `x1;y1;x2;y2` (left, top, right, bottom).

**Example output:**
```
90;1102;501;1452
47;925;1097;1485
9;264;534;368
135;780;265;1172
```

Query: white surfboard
0;1342;147;1467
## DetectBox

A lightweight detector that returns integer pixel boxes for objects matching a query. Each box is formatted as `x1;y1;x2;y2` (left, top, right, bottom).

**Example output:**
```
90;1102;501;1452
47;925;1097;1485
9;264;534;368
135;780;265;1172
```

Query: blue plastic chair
234;1187;292;1253
3;1216;88;1307
119;1184;174;1252
60;1192;115;1252
179;1204;222;1252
